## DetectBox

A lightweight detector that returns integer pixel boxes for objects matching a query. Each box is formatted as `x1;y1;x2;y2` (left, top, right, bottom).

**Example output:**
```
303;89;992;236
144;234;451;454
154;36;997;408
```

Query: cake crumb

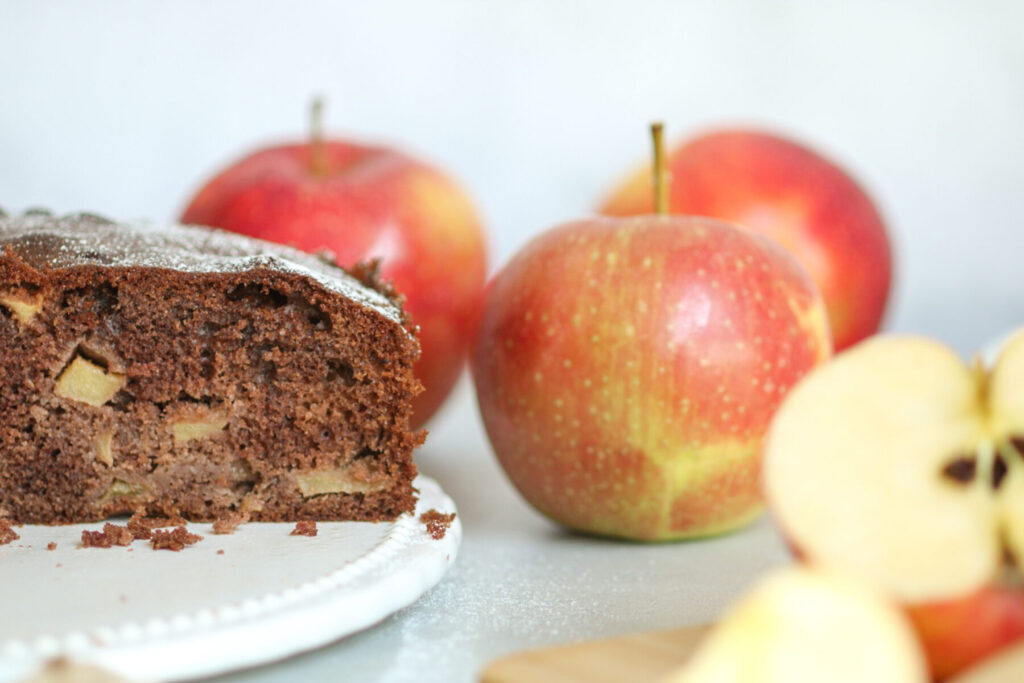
127;512;188;540
126;514;153;540
105;523;134;545
81;523;134;548
0;519;18;546
80;531;109;548
217;549;224;555
290;520;318;537
47;542;57;551
150;526;203;551
212;510;249;535
420;509;456;540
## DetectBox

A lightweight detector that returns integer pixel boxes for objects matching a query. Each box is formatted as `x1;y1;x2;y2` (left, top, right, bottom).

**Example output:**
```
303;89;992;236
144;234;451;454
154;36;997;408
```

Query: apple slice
1004;465;1024;570
990;330;1024;572
764;332;1024;678
665;568;927;683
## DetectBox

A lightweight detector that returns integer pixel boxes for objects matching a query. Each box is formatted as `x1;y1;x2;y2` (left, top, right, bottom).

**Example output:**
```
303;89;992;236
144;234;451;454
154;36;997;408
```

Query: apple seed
942;456;977;485
993;454;1009;490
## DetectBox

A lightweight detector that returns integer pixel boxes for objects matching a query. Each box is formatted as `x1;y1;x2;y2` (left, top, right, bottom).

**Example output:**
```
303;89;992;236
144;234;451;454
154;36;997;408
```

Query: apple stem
310;96;328;176
651;122;669;215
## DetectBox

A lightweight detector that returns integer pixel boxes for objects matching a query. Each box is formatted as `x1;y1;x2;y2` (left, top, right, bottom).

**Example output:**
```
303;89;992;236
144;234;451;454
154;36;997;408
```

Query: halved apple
764;332;1024;679
665;568;927;682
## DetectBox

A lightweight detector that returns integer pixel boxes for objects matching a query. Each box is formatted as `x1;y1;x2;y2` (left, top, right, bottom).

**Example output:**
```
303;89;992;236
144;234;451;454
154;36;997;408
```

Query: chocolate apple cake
0;210;421;524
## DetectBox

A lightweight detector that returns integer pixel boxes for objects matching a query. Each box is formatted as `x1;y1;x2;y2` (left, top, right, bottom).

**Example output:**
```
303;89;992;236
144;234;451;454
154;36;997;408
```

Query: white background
3;1;1023;356
3;4;1024;681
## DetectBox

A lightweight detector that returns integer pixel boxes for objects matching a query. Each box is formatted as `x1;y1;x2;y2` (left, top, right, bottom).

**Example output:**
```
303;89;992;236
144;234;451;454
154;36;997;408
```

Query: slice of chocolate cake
0;210;421;524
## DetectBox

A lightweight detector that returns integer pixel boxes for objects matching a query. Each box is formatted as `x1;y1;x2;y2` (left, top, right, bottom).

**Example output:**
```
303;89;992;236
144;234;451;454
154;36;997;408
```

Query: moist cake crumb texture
151;526;203;551
80;522;134;548
290;519;318;536
212;510;248;535
127;512;189;537
0;210;422;524
420;509;456;540
0;519;18;545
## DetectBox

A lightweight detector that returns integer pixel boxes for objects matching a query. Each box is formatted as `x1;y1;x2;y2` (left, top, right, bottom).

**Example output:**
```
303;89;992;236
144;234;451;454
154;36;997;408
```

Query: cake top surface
0;210;406;326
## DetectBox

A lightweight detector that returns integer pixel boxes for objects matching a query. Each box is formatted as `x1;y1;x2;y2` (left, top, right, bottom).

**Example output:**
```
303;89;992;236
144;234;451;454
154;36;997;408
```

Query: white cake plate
0;475;460;682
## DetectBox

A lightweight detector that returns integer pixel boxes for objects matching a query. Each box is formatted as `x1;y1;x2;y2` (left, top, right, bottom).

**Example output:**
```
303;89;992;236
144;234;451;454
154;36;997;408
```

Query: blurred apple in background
471;125;831;541
181;100;487;429
601;129;891;352
667;568;928;683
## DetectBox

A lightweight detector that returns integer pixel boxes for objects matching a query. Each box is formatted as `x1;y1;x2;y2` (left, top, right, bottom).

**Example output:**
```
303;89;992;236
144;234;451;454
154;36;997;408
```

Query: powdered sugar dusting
0;210;406;327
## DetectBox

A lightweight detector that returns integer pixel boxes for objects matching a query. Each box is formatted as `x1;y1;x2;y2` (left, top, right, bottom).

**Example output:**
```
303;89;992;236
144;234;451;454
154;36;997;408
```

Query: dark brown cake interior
0;212;421;524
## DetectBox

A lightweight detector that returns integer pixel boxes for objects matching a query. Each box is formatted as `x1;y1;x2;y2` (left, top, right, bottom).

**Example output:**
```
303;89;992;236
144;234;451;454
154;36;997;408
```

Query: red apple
908;584;1024;681
181;109;487;429
601;129;892;352
471;213;831;540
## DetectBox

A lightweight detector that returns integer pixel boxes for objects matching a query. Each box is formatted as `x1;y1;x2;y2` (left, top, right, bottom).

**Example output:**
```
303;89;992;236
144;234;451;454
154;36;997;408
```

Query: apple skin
181;141;487;429
907;585;1024;681
471;215;831;540
601;130;892;352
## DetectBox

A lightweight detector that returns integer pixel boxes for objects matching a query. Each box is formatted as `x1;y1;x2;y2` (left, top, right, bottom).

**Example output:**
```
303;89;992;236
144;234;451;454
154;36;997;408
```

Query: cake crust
0;210;421;524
